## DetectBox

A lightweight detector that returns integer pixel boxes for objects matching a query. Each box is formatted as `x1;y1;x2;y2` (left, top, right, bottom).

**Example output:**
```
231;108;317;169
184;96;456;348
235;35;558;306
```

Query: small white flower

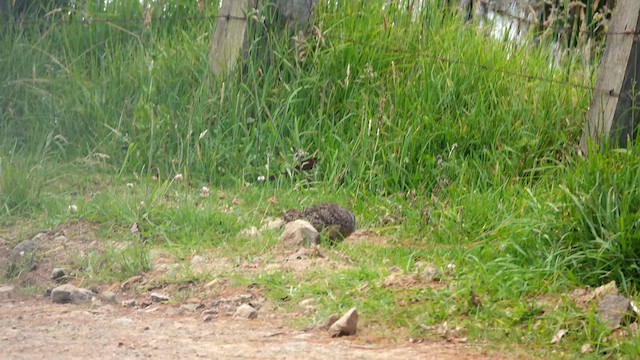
257;175;266;182
68;204;78;214
126;183;134;188
173;173;183;181
446;263;456;271
200;186;211;197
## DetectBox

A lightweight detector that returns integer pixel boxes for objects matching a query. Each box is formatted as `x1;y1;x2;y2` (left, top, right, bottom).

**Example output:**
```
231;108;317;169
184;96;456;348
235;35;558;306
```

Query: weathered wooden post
209;0;257;76
579;0;640;153
209;0;318;76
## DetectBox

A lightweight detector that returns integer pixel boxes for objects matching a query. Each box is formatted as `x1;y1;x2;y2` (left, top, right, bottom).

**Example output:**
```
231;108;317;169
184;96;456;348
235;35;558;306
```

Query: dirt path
1;296;496;359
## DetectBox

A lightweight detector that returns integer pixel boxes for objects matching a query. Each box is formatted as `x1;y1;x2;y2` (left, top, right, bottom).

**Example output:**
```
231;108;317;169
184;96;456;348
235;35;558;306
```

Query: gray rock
51;268;68;282
0;285;15;300
322;314;340;330
279;220;320;248
51;284;92;305
151;293;170;303
233;304;258;320
598;294;632;329
202;314;215;322
328;308;358;337
70;289;92;305
100;291;119;304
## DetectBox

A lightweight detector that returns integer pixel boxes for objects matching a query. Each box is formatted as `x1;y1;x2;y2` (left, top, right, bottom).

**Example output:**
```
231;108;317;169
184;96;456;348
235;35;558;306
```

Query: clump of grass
0;151;46;220
4;0;640;357
556;146;640;289
0;0;591;194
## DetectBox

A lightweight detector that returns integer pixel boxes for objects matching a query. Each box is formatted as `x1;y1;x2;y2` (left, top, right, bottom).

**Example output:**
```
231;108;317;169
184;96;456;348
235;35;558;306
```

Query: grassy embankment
1;0;640;356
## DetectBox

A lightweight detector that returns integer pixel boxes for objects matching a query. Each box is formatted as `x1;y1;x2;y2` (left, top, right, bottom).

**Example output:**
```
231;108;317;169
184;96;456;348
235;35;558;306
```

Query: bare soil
0;296;499;359
0;222;504;359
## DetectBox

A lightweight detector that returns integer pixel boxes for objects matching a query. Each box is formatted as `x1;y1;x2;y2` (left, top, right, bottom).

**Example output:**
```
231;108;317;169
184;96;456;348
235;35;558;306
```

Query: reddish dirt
0;296;498;359
0;222;504;359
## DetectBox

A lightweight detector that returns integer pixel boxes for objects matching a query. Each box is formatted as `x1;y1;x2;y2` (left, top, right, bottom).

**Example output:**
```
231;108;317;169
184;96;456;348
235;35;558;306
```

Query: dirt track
1;296;496;359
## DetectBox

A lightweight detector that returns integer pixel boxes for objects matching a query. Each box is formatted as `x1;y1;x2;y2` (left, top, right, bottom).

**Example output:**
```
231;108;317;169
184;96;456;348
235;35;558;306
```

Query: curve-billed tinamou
283;203;356;241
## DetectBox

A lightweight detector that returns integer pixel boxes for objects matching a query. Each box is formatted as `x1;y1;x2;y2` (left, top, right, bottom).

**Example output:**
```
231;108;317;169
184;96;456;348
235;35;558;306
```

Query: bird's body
283;203;356;241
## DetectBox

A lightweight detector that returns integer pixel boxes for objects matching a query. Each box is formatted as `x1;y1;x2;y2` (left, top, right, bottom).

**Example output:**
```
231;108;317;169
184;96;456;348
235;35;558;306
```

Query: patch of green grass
3;0;640;357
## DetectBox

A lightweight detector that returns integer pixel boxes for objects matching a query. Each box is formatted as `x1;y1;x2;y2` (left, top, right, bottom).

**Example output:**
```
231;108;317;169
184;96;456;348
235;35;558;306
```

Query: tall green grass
2;0;640;293
0;0;588;191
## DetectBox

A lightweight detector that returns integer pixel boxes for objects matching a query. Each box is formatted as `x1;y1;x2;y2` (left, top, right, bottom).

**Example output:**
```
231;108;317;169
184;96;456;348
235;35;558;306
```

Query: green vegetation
1;0;639;357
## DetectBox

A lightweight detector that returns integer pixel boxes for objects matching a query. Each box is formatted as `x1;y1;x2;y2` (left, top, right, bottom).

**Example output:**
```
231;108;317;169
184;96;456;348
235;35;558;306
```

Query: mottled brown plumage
283;203;356;241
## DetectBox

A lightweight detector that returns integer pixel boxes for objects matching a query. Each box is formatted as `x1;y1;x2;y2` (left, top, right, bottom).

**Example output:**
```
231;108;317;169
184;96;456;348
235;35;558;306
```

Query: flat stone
51;284;92;305
50;284;75;303
328;308;358;337
100;291;119;304
233;304;258;320
598;294;632;329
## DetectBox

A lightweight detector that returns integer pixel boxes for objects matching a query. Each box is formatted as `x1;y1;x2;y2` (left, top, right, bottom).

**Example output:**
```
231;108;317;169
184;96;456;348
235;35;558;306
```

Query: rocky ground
0;296;493;359
0;220;505;359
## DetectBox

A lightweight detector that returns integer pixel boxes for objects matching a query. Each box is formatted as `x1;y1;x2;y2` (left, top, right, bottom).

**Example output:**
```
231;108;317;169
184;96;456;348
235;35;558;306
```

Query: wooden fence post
209;0;258;76
579;0;640;153
209;0;318;77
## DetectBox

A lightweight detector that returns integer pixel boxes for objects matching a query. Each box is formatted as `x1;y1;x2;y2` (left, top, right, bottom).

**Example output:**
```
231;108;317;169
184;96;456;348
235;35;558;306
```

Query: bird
283;203;356;241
